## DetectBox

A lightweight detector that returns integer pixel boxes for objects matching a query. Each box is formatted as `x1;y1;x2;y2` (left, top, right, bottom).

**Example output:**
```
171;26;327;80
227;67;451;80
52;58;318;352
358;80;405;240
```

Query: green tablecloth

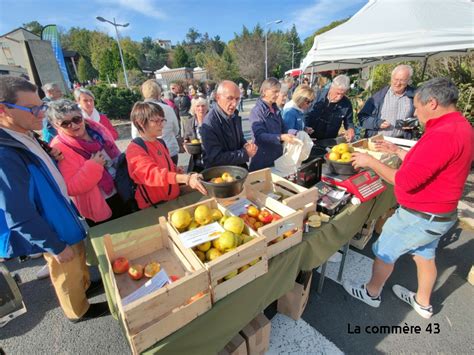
90;186;396;354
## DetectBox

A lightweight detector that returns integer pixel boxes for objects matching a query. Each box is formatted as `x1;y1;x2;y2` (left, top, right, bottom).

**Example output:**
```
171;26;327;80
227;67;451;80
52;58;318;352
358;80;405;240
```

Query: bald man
201;80;257;168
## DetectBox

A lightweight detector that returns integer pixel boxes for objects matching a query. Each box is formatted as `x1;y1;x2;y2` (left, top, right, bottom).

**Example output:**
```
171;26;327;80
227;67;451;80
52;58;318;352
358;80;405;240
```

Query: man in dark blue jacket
201;80;257;168
359;64;415;138
304;74;355;143
0;76;108;322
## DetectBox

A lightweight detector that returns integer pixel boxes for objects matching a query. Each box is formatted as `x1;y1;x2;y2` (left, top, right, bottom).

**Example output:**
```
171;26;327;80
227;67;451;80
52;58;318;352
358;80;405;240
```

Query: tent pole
421;56;429;81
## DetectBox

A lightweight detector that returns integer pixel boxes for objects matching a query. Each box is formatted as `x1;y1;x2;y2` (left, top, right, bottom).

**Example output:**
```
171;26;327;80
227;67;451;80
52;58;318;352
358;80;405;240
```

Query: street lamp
96;16;130;88
291;44;302;70
265;19;283;79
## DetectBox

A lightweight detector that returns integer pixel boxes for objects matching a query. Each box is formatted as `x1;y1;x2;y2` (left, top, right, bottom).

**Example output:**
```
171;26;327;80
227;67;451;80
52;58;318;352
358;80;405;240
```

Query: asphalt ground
2;99;473;354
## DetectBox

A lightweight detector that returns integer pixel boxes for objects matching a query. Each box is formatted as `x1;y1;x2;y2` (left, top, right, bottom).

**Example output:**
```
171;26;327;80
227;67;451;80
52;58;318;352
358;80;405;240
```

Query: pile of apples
239;205;281;230
210;172;235;184
112;257;162;281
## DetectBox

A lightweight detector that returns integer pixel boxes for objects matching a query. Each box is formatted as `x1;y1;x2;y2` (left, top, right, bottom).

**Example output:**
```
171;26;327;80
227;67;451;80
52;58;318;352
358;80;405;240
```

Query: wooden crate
245;168;318;218
103;223;211;354
165;198;268;303
220;188;304;259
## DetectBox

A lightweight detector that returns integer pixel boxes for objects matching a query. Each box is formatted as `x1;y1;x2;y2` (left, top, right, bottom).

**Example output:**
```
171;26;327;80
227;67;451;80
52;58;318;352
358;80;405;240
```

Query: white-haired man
201;80;257;168
304;74;355;143
359;64;415;138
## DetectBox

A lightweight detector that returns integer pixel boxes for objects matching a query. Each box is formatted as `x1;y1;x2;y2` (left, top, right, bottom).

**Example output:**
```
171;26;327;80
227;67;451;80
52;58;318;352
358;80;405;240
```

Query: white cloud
96;0;167;20
291;0;366;35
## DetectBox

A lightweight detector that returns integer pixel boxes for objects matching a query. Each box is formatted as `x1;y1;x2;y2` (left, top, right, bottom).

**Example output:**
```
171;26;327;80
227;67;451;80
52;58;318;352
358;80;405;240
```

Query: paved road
2;99;473;354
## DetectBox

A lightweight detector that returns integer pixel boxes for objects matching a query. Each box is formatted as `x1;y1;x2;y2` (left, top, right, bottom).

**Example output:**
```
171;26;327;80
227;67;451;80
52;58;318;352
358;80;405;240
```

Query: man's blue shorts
373;207;456;264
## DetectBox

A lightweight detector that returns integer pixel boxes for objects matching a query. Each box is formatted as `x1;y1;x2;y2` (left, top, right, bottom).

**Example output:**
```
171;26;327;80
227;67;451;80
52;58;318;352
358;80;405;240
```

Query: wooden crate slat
129;294;211;354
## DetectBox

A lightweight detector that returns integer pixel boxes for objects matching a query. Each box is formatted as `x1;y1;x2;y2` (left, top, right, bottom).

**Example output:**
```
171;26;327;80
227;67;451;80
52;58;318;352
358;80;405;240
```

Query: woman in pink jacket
48;99;129;226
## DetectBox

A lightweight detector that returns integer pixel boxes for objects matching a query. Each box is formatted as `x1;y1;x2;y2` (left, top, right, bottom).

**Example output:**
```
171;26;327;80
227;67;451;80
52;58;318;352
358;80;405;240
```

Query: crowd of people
0;63;472;324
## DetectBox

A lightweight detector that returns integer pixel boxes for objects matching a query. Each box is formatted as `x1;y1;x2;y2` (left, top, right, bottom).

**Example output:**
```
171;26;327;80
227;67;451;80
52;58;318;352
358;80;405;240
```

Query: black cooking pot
185;142;202;155
324;153;358;175
200;166;248;198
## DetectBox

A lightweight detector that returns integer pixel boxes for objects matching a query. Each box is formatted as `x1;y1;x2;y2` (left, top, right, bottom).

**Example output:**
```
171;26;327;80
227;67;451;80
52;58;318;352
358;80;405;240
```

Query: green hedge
88;85;142;120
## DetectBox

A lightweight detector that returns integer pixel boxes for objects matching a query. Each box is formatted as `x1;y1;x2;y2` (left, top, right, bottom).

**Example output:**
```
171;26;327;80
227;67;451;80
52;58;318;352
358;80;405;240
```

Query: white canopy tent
301;0;474;74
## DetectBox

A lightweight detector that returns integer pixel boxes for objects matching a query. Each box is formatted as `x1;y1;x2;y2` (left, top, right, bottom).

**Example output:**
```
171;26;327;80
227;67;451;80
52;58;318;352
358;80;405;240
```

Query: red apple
258;210;273;224
170;275;180;282
272;214;282;221
128;264;144;280
112;257;129;274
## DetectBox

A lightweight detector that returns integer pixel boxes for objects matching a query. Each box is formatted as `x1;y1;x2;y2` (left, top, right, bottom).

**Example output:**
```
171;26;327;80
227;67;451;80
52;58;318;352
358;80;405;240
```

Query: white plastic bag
274;131;314;176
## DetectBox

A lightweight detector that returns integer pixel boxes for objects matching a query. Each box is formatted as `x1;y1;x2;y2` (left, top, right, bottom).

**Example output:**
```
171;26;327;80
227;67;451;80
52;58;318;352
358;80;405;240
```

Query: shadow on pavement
303;225;473;354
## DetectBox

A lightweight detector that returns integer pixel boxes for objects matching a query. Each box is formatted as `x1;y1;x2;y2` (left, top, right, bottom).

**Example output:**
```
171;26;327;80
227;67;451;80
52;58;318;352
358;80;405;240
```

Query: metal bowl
324;154;358;175
185;142;202;155
199;166;248;198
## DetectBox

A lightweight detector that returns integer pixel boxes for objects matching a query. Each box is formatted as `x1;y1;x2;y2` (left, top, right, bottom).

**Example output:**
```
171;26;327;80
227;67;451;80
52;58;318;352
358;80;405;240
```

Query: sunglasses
0;102;48;117
59;116;83;128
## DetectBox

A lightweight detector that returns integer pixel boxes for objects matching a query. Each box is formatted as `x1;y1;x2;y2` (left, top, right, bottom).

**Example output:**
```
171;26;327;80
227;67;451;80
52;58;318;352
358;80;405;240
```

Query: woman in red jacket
74;88;119;140
126;101;207;209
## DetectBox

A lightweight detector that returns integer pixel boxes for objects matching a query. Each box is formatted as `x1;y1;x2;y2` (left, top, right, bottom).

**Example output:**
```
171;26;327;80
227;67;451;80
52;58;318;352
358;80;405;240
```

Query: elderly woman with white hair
137;79;181;164
74;88;119;140
304;74;355;144
248;77;297;172
183;96;209;172
48;99;129;226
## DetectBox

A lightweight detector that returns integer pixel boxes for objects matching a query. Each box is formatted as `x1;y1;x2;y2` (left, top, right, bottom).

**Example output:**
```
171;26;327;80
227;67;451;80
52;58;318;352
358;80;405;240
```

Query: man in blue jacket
201;80;257;168
304;74;355;143
0;76;108;322
359;64;415;138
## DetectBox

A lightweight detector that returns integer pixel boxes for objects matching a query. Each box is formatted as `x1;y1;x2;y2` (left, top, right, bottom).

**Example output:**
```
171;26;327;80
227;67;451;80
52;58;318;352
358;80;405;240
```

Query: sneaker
392;284;433;319
36;264;50;280
343;282;381;308
69;302;110;323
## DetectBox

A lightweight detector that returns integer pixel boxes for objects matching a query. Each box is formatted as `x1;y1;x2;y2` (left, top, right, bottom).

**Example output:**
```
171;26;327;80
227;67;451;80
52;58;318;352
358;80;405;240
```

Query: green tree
77;57;97;82
302;18;349;55
23;21;43;36
173;45;190;67
185;28;202;45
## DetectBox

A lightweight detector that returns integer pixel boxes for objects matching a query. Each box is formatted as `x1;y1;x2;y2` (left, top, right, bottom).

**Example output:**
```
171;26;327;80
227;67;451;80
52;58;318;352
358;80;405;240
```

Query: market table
89;185;396;354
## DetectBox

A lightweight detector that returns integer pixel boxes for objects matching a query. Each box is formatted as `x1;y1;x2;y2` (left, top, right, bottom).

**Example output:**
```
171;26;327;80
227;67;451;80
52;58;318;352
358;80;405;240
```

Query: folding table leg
337;242;350;282
317;262;327;294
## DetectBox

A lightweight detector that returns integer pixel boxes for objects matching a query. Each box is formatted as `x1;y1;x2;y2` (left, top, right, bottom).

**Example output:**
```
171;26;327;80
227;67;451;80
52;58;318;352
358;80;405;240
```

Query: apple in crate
112;257;129;274
144;262;161;278
128;264;144;280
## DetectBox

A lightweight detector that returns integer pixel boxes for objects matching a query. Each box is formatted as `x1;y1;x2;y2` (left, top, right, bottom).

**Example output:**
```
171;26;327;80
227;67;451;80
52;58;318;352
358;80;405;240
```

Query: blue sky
0;0;367;43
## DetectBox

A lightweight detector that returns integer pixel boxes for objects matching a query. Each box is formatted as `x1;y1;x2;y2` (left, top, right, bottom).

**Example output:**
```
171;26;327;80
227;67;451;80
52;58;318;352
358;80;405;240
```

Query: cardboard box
218;333;248;355
351;219;376;250
277;271;312;320
468;266;474;286
240;313;271;355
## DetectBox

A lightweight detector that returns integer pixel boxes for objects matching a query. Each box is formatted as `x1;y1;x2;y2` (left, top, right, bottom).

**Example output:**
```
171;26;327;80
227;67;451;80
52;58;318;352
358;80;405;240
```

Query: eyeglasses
149;117;167;124
59;116;83;128
0;102;48;117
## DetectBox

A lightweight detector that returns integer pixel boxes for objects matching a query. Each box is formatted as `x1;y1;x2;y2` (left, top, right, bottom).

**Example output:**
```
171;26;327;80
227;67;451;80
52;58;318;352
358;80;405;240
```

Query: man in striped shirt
359;64;416;138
